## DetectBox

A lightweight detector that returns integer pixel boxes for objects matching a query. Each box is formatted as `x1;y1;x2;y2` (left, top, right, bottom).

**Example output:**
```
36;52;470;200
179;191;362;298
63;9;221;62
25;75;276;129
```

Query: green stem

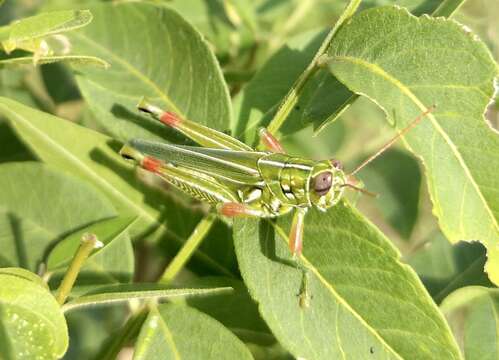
160;214;216;284
264;0;362;138
97;308;148;360
264;61;320;137
55;233;101;305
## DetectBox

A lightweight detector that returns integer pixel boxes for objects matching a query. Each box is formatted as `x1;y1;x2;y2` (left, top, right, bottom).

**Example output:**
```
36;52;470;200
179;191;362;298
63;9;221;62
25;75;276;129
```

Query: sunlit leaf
234;202;462;359
0;9;92;53
68;2;232;142
134;304;253;360
441;286;499;360
0;269;68;359
0;162;116;271
327;6;499;283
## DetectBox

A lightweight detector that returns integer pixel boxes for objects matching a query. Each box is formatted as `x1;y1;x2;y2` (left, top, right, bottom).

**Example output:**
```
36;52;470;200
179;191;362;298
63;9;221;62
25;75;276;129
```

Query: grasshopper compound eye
313;171;332;196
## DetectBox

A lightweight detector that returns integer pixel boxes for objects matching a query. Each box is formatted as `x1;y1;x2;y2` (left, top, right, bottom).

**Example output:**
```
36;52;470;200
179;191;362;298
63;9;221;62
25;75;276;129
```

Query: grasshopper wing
129;139;265;186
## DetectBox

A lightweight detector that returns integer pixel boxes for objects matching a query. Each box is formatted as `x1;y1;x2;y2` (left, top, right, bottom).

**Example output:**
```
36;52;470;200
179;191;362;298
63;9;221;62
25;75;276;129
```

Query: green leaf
357;149;422;239
47;216;136;271
63;283;232;312
0;54;109;68
134;304;253;360
182;277;272;340
408;232;492;303
0;267;47;288
47;216;136;288
0;10;92;53
0;97;234;276
68;2;232;142
327;6;499;283
441;286;499;360
0;269;68;359
302;73;357;134
234;202;462;359
0;162;116;271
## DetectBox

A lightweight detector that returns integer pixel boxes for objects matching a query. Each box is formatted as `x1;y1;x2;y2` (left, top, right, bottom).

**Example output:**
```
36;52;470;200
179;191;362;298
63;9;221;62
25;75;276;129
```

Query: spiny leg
259;127;285;153
137;98;252;151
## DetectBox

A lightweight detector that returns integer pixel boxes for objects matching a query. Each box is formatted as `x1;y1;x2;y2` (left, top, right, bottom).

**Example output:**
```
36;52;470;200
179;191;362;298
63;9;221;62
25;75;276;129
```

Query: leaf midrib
330;55;498;233
270;221;405;360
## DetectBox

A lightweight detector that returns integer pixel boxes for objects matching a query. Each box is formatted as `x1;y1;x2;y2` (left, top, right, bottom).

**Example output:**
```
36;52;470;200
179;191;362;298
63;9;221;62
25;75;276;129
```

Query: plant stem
55;233;102;305
264;0;362;137
97;307;148;360
264;62;320;137
160;214;216;284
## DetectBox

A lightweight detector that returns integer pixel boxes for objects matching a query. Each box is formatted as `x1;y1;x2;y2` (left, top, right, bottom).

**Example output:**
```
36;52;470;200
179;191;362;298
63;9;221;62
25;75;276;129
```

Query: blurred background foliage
0;0;497;358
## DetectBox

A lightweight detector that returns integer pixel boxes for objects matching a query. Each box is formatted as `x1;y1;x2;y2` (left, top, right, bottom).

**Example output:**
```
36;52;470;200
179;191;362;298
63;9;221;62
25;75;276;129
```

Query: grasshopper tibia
289;208;307;258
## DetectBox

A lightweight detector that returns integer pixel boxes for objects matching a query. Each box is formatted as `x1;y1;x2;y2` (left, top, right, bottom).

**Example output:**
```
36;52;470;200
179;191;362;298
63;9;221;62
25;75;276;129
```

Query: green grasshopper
120;99;433;259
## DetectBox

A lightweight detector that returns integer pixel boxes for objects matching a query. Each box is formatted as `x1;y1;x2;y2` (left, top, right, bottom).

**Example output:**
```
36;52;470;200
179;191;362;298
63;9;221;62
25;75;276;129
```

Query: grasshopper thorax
309;160;346;211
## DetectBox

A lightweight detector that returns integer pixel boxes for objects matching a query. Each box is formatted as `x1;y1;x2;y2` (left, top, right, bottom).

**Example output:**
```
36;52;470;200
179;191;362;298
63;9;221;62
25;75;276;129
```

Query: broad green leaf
0;267;47;288
181;277;291;359
0;97;235;276
68;2;232;142
134;304;253;360
0;10;92;53
0;162;116;271
234;202;462;359
47;216;136;271
0;270;68;359
47;216;136;288
327;6;499;283
63;283;232;312
441;286;499;360
408;232;492;303
357;149;421;239
0;54;109;68
302;73;357;134
182;277;272;340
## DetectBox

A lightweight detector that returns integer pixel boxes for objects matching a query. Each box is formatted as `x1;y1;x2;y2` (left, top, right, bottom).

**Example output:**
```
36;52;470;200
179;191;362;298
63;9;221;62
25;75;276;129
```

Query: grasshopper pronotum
121;99;433;259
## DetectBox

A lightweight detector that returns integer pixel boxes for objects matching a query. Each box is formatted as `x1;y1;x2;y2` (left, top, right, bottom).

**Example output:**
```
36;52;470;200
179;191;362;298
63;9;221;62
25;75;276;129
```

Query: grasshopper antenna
348;105;436;177
341;183;379;197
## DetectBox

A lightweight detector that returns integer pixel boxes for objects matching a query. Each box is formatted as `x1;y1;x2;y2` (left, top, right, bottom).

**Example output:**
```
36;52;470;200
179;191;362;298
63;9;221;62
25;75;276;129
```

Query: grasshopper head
309;160;347;211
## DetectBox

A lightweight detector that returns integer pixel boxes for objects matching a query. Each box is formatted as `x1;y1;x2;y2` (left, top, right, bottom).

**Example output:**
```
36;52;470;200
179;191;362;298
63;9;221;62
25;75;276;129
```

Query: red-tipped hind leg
218;202;265;218
259;128;285;153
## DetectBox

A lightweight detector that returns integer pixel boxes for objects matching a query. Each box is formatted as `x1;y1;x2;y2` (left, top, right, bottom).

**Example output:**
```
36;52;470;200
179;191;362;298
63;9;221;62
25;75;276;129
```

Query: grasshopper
120;99;433;258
